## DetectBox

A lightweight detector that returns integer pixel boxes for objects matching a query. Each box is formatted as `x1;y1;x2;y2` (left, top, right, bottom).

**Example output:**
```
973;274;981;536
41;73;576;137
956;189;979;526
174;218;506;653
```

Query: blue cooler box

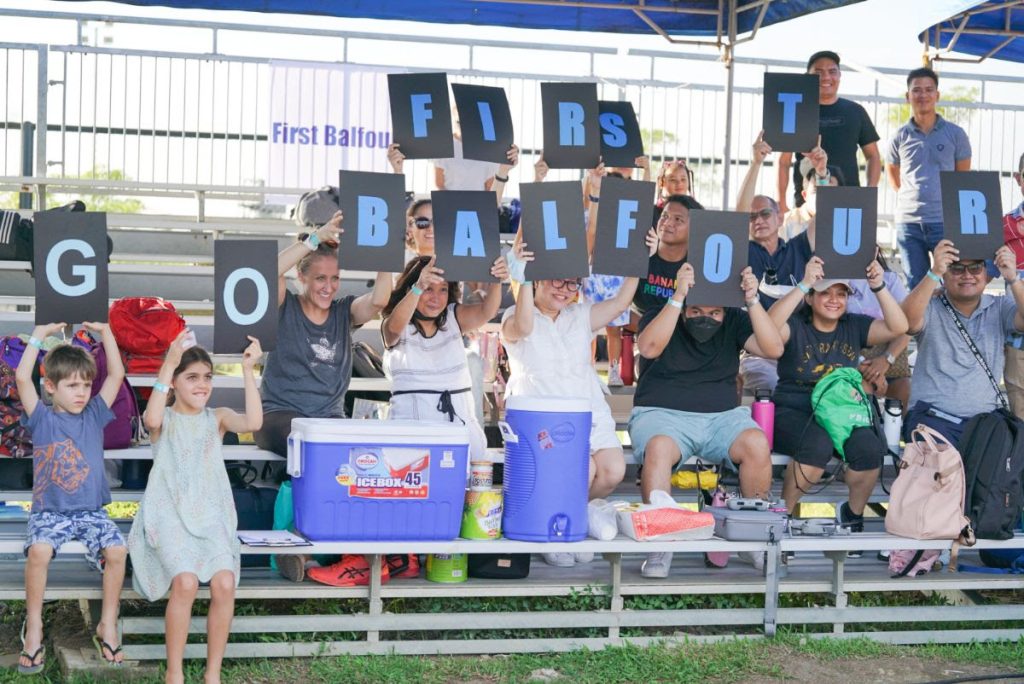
500;396;591;542
287;419;470;541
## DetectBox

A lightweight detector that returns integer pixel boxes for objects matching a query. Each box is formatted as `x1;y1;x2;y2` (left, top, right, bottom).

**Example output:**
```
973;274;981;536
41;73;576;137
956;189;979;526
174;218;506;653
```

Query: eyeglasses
549;279;581;292
749;208;774;222
948;262;986;275
413;217;433;229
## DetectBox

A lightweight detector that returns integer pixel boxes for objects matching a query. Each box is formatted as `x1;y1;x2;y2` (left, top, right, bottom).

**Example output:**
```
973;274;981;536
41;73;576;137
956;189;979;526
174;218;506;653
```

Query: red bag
109;297;186;373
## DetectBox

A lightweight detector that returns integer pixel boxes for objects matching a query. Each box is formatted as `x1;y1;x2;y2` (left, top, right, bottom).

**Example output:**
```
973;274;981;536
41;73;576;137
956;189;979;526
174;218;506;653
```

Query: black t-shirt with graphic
632;252;685;316
635;307;754;413
792;97;879;204
774;311;874;412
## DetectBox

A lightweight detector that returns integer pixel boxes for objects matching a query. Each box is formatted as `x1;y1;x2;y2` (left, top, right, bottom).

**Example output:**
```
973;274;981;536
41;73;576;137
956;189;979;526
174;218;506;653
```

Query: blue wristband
925;270;942;284
796;282;811;295
410;284;424;296
152;381;170;394
28;336;43;350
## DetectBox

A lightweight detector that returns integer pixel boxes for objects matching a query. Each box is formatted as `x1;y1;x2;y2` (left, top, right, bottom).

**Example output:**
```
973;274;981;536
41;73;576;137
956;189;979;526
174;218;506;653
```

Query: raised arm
903;239;957;333
351;270;394;327
636;155;651;183
143;330;188;438
456;256;510;333
737;131;772;212
636;263;693;359
383;258;441;347
775;151;794;215
739;267;784;359
492;144;519;207
501;243;537;343
584;161;605;255
277;212;342;307
83;321;125;409
590;277;639;332
217;336;264;435
995;245;1024;332
864;260;909;344
387;143;405;175
16;322;65;416
767;256;824;341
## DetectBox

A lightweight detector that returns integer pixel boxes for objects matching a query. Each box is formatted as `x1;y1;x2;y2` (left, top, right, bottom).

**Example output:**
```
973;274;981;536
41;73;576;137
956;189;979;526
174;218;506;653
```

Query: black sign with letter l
33;212;109;325
762;73;819;153
592;176;655;278
815;186;879;278
687;210;748;308
452;84;514;165
598;100;644;168
337;170;408;273
540;82;601;169
940;171;1003;260
214;240;278;354
387;72;453;160
519;181;589;281
431;190;501;282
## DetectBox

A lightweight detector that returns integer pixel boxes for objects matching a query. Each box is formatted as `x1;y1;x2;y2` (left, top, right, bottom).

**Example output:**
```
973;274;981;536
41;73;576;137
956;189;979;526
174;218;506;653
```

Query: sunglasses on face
949;262;985;275
549;279;581;292
749;208;774;222
413;217;433;229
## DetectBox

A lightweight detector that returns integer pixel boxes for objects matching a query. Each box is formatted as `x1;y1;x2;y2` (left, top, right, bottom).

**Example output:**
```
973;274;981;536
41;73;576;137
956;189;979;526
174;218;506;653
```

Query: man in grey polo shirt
887;67;972;289
902;239;1024;447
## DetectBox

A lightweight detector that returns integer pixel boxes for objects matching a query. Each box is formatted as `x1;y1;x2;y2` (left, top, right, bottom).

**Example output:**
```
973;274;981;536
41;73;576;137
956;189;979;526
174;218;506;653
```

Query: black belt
390;387;472;424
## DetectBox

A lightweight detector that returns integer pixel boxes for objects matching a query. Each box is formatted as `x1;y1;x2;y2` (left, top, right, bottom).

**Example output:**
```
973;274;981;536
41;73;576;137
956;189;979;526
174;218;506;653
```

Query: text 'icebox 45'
388;72;453;160
431;190;502;283
815;186;879;279
214;240;279;354
940;171;1004;260
762;73;819;153
33;211;109;325
597;100;645;168
687;210;749;309
540;82;601;169
592;176;655;278
452;83;514;165
337;170;408;273
519;181;590;281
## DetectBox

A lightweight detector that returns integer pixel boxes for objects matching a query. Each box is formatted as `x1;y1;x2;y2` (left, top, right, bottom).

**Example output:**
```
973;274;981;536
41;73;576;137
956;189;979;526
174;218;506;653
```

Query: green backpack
810;367;875;459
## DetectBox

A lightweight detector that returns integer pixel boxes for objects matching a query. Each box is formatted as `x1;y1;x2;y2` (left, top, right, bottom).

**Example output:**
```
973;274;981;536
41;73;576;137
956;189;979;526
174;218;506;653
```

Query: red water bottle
619;331;635;386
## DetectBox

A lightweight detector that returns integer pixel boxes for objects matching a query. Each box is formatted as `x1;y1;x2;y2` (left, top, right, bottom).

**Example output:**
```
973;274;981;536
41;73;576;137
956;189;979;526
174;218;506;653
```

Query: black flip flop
92;634;124;666
18;620;45;675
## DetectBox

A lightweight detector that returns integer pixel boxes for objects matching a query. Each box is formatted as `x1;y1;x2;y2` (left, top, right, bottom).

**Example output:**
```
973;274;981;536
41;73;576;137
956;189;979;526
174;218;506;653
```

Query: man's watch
885;352;896;365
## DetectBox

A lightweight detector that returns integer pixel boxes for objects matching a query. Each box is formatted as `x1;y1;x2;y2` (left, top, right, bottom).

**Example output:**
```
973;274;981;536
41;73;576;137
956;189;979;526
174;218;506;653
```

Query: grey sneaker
543;552;576;568
607;364;624;387
574;552;595;564
641;552;673;578
737;550;765;571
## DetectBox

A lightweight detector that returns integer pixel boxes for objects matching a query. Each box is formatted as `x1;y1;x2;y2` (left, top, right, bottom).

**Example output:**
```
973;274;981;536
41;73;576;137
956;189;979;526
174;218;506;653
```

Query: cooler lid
290;418;471;444
505;395;591;413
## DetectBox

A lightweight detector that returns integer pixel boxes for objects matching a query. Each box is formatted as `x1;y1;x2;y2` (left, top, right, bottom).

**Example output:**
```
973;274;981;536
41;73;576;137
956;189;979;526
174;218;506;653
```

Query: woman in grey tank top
254;211;393;456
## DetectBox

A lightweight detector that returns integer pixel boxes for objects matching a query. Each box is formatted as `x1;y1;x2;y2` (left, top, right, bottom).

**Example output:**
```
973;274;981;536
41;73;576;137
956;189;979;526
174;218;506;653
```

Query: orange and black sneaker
307;555;390;587
385;554;421;579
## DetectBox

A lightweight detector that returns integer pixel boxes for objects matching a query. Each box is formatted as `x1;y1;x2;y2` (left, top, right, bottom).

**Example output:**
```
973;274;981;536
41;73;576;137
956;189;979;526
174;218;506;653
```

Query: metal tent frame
922;0;1024;64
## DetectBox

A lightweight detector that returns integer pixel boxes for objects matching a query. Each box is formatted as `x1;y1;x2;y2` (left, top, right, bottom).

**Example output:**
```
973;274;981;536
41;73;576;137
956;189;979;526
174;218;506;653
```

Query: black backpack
958;409;1024;540
0;209;33;261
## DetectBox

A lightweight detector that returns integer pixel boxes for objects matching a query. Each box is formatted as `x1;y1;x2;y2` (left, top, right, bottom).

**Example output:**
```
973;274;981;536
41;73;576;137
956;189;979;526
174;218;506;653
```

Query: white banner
268;61;393;199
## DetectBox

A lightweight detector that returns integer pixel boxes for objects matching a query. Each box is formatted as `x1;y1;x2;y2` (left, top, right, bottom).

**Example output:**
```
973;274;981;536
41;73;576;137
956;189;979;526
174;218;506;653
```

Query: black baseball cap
806;50;841;71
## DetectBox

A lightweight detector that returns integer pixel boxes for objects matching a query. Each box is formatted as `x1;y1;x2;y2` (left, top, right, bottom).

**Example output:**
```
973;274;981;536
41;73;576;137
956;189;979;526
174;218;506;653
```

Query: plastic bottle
751;388;775;451
883;398;903;454
619;331;635;386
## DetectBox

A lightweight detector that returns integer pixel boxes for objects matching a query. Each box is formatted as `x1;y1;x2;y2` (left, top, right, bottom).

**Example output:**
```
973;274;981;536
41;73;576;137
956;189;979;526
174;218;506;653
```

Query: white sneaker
574;552;595;564
641;552;673;578
543;552;576;568
607;364;624;387
737;551;765;572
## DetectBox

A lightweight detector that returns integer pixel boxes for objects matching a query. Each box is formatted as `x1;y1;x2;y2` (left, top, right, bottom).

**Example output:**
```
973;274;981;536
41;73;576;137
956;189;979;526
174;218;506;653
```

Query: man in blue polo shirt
887;67;972;289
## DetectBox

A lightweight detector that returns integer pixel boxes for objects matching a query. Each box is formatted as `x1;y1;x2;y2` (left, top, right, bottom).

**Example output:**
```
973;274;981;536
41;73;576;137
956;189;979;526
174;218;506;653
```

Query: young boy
16;321;127;674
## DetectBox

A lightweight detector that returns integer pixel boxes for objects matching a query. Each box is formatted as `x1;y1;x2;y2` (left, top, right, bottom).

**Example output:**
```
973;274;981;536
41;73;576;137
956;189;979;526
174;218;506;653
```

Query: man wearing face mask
629;263;784;579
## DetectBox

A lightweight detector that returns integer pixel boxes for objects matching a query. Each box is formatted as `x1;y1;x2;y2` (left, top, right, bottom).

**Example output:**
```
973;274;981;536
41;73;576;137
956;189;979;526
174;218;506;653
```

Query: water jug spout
549;514;570;541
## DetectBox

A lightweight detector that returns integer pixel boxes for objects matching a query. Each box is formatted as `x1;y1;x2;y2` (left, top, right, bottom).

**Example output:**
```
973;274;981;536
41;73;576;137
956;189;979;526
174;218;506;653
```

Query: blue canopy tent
57;0;865;203
921;0;1024;64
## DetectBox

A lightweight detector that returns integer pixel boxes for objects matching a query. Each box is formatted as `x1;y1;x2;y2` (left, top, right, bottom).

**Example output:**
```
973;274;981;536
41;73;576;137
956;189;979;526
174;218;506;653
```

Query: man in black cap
775;50;881;214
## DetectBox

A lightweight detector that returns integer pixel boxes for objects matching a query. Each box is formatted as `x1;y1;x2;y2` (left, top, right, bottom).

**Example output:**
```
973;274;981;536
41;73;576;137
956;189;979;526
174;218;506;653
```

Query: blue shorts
628;405;761;470
25;510;126;572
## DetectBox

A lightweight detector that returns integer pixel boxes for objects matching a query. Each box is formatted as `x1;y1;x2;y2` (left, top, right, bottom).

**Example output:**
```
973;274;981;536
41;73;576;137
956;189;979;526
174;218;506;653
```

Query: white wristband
666;298;683;310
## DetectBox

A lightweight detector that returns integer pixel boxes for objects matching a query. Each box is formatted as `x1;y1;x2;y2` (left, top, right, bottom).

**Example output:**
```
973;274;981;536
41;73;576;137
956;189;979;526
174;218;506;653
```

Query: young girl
382;253;509;459
501;260;638;567
128;331;263;684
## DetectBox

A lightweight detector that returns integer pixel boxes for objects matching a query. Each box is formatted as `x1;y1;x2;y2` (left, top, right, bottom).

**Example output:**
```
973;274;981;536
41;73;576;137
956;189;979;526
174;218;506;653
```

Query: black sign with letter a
214;240;279;353
431;191;501;282
33;212;109;325
687;210;749;308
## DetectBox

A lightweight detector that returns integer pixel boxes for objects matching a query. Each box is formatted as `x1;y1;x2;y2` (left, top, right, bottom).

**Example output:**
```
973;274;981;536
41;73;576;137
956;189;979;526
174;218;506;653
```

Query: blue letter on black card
357;196;388;246
703;234;733;284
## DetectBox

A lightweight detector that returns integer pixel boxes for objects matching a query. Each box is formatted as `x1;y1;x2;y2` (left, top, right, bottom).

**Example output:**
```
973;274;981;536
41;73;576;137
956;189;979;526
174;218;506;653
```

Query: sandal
18;620;46;675
92;633;124;666
276;553;308;583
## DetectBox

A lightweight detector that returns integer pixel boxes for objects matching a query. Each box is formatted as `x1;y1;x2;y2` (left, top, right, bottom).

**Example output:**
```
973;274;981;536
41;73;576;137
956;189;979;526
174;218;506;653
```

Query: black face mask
684;315;722;343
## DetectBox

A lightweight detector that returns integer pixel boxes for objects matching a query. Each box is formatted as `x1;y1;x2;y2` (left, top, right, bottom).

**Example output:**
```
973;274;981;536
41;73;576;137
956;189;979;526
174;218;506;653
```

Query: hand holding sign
800;256;826;290
674;262;695;302
752;130;773;164
805;135;827;176
865;259;884;290
490;254;511;281
241;336;263;372
928;240;960;277
995;245;1017;281
387;144;405;174
740;267;759;304
415;257;446;292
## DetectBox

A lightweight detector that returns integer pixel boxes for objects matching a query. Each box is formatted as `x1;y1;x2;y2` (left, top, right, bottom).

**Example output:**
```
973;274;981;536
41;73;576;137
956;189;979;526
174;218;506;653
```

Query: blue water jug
500;396;591;542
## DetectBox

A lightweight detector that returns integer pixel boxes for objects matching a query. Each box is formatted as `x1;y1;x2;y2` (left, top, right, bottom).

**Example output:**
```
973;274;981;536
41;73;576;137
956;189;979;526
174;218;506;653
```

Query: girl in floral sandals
128;331;263;684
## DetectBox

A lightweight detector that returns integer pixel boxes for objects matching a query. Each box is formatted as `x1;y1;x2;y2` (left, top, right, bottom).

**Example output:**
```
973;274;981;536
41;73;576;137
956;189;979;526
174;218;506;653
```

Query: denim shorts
25;509;126;572
628;405;761;470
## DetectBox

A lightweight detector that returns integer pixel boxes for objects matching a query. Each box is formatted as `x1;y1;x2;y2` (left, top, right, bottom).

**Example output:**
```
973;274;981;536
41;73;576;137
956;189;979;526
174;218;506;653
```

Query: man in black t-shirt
776;51;881;212
631;194;703;318
628;262;783;578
